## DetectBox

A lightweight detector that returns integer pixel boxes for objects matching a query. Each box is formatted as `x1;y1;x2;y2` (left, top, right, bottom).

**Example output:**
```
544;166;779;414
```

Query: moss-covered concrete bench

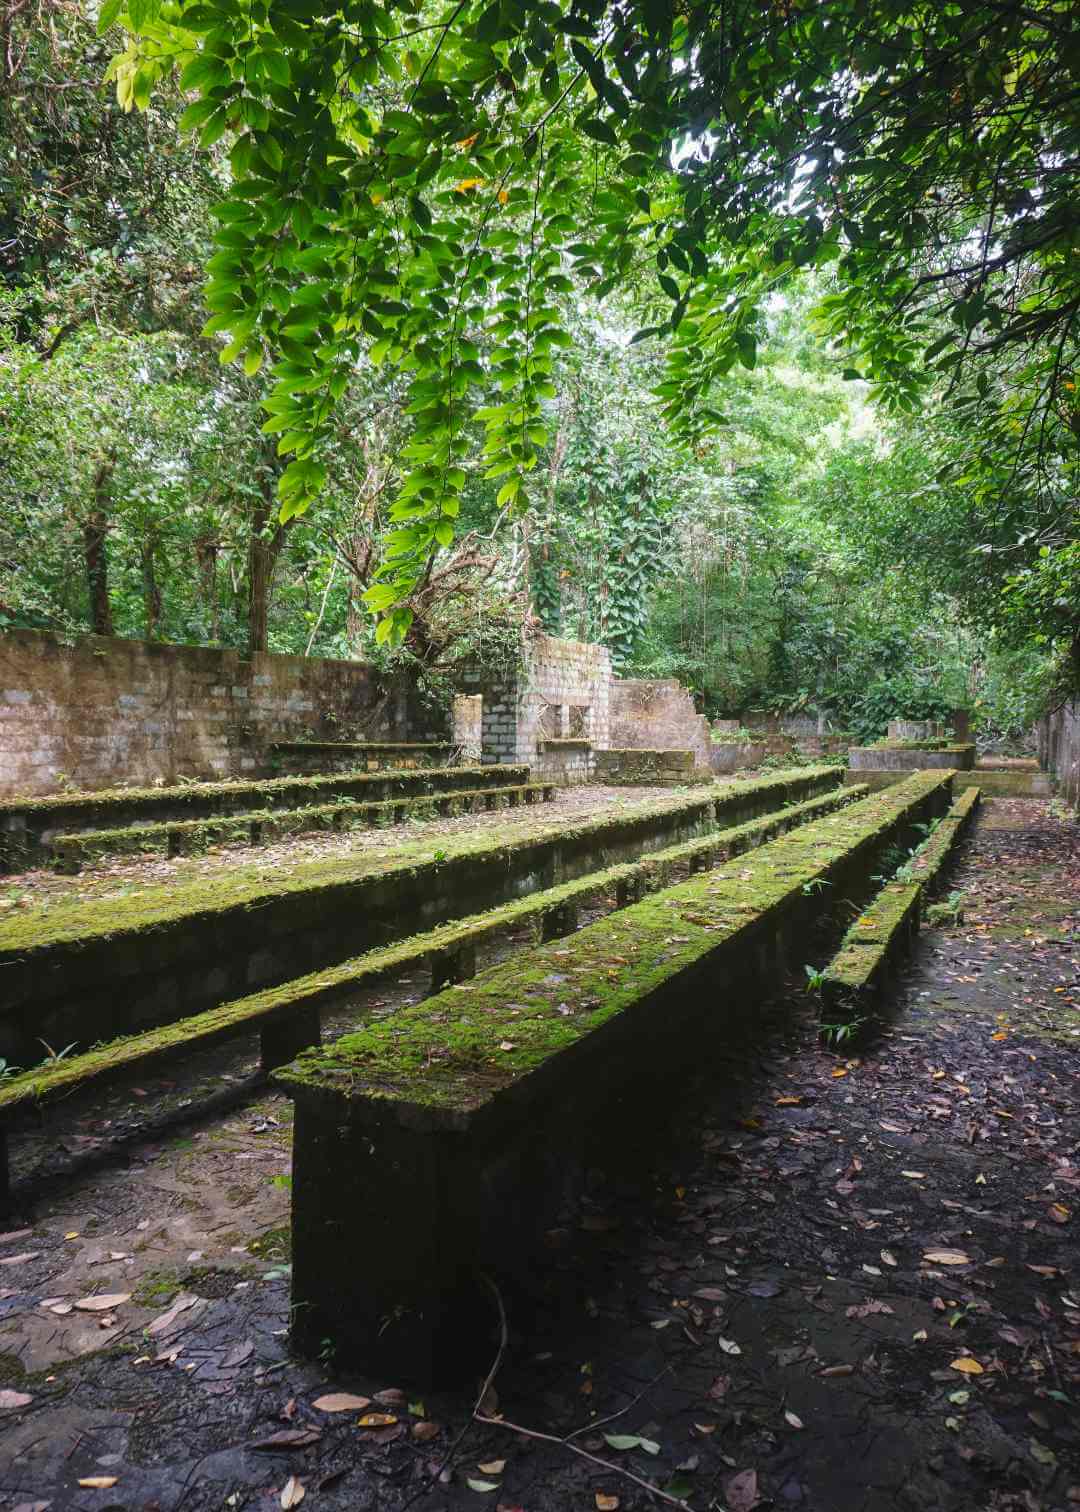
274;771;951;1382
48;782;559;872
0;763;530;871
271;741;456;774
0;778;863;1211
0;769;840;1068
821;786;981;1019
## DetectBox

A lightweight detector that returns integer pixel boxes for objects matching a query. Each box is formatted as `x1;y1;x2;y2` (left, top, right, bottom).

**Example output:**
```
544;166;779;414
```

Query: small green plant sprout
37;1039;77;1064
431;848;448;865
0;1058;23;1083
821;1016;867;1047
802;877;831;896
926;891;966;927
804;964;827;992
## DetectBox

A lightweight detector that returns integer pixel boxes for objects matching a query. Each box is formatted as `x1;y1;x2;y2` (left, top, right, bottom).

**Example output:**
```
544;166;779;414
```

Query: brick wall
0;630;442;797
609;678;711;770
462;633;612;783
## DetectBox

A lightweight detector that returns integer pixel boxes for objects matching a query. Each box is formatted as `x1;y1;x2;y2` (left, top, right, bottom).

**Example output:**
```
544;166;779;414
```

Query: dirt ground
1;796;1078;1512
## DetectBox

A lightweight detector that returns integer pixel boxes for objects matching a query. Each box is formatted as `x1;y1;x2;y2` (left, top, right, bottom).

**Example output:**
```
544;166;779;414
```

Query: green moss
0;786;716;954
0;763;529;820
131;1268;184;1307
248;1225;291;1262
276;771;950;1115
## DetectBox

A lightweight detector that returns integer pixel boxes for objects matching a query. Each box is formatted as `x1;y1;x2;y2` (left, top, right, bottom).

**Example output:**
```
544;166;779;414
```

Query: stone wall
463;633;612;783
608;678;711;770
0;629;441;798
1038;699;1080;809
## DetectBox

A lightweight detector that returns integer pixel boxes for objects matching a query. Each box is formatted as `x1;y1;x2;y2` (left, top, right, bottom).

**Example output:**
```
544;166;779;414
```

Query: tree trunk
247;503;292;657
84;456;115;636
141;540;162;640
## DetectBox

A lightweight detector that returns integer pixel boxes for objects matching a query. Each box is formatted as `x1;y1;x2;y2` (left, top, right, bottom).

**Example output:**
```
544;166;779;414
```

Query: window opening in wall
538;703;563;740
569;706;590;739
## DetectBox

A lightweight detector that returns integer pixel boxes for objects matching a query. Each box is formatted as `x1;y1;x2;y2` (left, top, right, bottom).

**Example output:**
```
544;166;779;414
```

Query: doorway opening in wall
452;693;483;763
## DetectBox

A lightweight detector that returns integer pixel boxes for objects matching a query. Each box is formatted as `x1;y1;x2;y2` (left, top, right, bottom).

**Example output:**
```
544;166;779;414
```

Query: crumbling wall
609;678;711;770
0;629;441;797
1038;699;1080;809
462;634;611;783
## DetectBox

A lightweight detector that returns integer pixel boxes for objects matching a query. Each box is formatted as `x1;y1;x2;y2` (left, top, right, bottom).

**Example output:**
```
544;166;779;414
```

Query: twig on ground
475;1410;694;1510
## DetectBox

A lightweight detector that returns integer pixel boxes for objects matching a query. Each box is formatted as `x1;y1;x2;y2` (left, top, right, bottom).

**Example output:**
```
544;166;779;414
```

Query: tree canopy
96;0;1076;650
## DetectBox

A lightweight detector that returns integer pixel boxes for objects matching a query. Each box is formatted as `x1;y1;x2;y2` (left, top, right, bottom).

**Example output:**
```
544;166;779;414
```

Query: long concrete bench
0;763;530;871
0;778;863;1210
275;771;952;1383
0;770;839;1064
271;740;457;774
821;786;981;1018
48;782;558;872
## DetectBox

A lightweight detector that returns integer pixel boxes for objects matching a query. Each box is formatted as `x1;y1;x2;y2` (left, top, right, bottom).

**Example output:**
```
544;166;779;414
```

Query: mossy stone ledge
0;762;530;870
821;785;982;1017
0;772;861;1212
274;771;951;1385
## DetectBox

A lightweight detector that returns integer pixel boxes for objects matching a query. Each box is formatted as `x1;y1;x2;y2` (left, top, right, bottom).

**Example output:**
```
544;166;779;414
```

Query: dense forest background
1;3;1074;744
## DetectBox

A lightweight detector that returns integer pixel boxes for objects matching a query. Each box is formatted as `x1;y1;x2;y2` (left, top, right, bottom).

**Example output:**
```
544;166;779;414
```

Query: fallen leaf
467;1480;500;1493
901;1171;926;1180
281;1475;305;1509
252;1428;322;1450
1049;1204;1070;1224
223;1340;254;1368
146;1292;201;1335
717;1336;742;1355
694;1287;726;1302
413;1421;440;1442
373;1388;406;1405
693;1422;717;1434
775;1096;802;1106
1026;1265;1059;1278
818;1364;855;1377
478;1461;506;1475
1030;1440;1057;1466
846;1300;894;1319
595;1497;619;1511
880;1250;898;1267
74;1293;130;1312
950;1357;984;1375
313;1393;371;1413
11;1501;50;1512
831;1068;848;1078
0;1389;32;1409
726;1468;760;1512
784;1410;804;1429
77;1479;118;1490
924;1250;973;1266
358;1412;398;1427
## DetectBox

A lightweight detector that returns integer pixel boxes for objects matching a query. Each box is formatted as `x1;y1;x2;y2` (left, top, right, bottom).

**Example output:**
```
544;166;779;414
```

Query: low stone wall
1038;699;1080;809
849;744;975;772
0;630;441;798
708;741;768;774
593;748;710;785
